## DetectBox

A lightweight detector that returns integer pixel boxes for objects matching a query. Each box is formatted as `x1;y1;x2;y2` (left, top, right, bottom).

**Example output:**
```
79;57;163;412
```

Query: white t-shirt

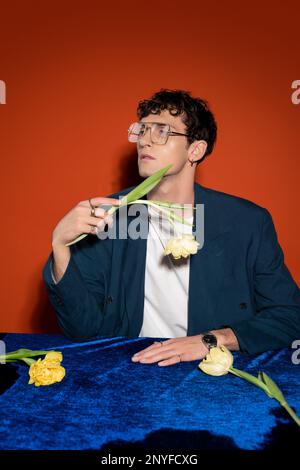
139;205;193;338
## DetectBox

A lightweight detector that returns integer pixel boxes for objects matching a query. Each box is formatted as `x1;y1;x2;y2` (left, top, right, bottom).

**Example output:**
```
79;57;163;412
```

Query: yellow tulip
28;353;66;387
164;234;199;259
44;351;63;363
198;346;233;376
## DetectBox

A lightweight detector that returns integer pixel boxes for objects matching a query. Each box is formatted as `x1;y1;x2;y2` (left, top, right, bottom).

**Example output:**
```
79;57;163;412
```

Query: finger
131;342;166;360
158;356;181;367
87;216;105;227
141;342;163;353
94;208;106;217
107;217;114;228
179;349;205;362
88;197;121;207
87;214;113;228
161;338;183;345
90;225;98;235
95;220;114;235
96;219;105;233
103;214;113;227
142;344;175;359
80;224;98;235
139;345;199;362
88;208;111;220
137;348;176;363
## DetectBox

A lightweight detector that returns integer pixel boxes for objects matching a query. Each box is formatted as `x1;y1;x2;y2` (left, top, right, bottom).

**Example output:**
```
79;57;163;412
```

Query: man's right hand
50;197;120;284
51;197;121;248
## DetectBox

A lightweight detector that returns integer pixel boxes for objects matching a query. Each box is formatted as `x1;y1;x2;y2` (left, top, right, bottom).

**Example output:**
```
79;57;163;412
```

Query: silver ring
89;199;96;217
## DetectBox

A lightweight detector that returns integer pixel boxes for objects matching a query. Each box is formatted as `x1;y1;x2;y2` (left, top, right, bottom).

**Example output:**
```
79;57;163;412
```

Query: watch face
202;334;217;349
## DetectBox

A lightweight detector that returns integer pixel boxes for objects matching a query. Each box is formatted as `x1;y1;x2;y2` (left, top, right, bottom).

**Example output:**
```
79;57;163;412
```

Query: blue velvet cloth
0;333;299;451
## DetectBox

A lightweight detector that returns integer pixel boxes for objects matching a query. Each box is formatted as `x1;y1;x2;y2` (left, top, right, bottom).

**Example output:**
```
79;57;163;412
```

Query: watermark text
0;80;6;104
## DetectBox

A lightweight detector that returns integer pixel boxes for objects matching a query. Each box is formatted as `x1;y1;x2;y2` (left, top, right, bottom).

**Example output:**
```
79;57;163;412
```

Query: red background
0;0;299;333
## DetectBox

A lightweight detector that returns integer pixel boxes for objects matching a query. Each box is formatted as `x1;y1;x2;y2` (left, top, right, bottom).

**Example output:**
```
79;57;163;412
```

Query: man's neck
147;170;195;205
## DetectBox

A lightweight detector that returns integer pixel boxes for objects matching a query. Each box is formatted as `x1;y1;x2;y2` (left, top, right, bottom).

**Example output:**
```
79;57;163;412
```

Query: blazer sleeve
43;235;111;341
229;209;300;354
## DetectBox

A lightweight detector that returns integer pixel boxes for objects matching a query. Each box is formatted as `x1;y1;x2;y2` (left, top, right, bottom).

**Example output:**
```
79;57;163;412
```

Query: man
43;89;300;367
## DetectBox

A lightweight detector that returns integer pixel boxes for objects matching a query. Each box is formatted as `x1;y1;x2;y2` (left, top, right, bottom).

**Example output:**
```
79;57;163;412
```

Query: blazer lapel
188;183;231;335
122;205;148;336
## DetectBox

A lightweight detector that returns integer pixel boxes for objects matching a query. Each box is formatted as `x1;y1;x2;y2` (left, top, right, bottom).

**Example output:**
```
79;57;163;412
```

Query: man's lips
140;154;156;160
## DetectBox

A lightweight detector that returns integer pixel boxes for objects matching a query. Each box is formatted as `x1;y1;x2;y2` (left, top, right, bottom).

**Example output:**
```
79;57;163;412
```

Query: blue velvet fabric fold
0;334;299;450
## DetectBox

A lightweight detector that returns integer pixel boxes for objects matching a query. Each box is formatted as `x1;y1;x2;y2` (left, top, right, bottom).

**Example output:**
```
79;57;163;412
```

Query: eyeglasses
128;121;189;145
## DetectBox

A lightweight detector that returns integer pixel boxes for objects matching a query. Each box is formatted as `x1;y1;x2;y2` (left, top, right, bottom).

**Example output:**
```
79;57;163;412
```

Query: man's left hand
131;329;239;367
131;335;209;366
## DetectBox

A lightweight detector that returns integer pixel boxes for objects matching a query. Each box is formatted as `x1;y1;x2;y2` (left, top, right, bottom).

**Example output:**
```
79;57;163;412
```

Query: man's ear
188;140;208;163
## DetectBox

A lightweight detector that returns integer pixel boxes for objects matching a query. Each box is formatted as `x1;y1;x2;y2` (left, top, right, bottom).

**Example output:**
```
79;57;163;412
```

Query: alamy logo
96;203;205;249
291;80;300;105
0;340;6;363
0;80;6;104
291;340;300;365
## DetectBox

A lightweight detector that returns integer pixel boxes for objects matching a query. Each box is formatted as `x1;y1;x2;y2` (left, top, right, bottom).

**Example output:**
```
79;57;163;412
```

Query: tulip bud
198;346;233;376
164;234;199;260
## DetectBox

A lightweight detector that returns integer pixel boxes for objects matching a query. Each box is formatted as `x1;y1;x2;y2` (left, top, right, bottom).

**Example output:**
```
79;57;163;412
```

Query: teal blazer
43;183;300;354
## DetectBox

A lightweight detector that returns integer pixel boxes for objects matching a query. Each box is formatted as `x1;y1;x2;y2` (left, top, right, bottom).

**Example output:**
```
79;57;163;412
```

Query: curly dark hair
137;89;217;163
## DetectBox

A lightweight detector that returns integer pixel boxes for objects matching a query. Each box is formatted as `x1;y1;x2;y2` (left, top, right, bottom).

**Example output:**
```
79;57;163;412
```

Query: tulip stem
167;215;180;238
108;200;190;223
0;350;50;362
281;401;300;426
21;358;36;366
229;367;272;394
149;202;192;226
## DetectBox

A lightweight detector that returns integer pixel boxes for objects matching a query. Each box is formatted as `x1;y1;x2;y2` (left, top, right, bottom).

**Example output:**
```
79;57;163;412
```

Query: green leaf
229;367;300;427
258;371;286;403
0;349;50;361
119;164;173;206
66;164;173;246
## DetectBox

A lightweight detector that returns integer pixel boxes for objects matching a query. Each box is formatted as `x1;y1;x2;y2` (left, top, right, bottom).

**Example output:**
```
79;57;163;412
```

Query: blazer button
239;302;247;309
106;295;114;304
